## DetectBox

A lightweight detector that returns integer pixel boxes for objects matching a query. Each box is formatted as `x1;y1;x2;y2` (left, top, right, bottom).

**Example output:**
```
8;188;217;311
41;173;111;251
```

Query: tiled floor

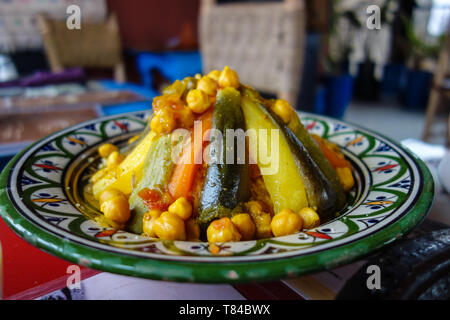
344;101;448;146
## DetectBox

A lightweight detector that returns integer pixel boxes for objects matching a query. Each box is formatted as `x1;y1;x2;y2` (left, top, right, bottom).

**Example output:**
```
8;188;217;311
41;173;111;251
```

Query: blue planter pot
402;70;433;110
314;85;327;115
325;74;354;119
381;63;407;98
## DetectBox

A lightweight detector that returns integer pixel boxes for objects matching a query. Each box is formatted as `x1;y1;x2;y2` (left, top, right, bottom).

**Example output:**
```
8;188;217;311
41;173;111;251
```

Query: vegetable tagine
89;66;355;243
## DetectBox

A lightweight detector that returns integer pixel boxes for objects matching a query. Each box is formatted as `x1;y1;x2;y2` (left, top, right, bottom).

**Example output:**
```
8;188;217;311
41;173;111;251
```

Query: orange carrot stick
168;111;212;200
312;134;352;169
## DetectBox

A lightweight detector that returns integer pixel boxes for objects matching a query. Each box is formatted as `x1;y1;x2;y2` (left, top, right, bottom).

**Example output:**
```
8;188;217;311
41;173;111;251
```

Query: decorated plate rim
0;112;434;282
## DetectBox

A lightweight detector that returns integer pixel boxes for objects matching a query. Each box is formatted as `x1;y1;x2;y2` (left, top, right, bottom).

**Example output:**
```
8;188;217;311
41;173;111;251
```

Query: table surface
0;88;145;151
0;89;143;115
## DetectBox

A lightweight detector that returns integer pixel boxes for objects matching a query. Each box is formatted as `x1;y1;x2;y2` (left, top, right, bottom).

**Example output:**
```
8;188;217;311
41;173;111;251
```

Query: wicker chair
199;0;306;107
37;13;125;83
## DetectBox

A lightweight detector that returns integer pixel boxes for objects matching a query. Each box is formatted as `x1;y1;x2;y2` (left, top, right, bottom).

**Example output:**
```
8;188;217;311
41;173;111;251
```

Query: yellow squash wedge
241;95;309;213
92;130;156;199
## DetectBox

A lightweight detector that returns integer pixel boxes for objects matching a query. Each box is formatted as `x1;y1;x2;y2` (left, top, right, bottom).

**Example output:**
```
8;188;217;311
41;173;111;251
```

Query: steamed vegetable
126;134;175;234
273;112;346;219
311;134;352;170
198;88;250;229
240;93;309;214
92;130;156;199
285;112;347;210
242;86;347;218
168;110;213;200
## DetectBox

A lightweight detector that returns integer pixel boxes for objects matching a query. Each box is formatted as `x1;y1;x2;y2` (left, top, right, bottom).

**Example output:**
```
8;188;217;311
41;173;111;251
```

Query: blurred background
0;0;449;169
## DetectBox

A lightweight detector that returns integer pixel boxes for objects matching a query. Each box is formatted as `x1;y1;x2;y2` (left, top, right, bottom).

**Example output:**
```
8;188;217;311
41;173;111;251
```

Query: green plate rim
0;113;434;283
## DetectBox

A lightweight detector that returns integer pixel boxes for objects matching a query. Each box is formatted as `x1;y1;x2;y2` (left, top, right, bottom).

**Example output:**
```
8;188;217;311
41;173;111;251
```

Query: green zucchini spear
283;111;347;211
197;87;250;229
241;86;347;221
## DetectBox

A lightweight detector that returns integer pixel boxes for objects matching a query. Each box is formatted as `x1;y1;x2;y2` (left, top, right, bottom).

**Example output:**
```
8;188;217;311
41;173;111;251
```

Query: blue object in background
381;63;407;99
402;70;433;110
314;75;354;118
314;85;327;115
97;80;155;116
98;51;202;116
136;51;202;89
100;100;152;116
298;33;322;112
320;74;354;119
98;80;158;100
0;154;14;172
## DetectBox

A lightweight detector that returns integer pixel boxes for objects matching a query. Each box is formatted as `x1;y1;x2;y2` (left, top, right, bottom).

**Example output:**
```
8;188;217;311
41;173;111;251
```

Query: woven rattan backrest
37;13;125;82
199;0;305;106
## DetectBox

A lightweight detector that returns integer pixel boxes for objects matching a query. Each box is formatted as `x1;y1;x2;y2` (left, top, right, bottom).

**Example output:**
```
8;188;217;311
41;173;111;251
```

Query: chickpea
246;200;263;215
163;80;186;98
142;209;162;237
336;167;355;192
207;217;241;243
298;207;320;229
106;151;125;169
100;195;130;223
185;219;200;241
272;99;294;123
150;114;162;133
271;209;303;237
186;89;211;114
181;77;198;92
197;76;218;96
207;70;221;82
153;211;186;240
231;213;256;240
178;107;194;129
218;66;240;89
168;197;193;220
98;143;118;159
99;187;125;205
160;110;177;132
252;212;273;239
209;243;221;255
150;112;177;134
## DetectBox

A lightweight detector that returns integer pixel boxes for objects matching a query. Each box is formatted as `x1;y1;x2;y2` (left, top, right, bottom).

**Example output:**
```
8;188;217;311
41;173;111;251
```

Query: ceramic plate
0;111;434;283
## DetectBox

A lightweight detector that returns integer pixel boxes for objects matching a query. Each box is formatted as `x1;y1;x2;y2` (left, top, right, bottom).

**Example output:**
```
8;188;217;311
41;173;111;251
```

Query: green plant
325;0;360;74
325;0;396;74
401;15;444;70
